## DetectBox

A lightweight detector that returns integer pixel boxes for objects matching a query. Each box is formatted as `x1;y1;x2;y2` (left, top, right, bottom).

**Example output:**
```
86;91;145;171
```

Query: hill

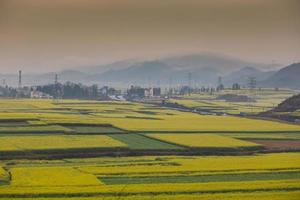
260;93;300;123
260;63;300;89
89;53;266;86
223;66;274;87
0;54;274;87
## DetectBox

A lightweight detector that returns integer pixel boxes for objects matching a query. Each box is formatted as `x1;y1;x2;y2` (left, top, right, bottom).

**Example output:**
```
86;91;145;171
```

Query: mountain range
0;54;299;90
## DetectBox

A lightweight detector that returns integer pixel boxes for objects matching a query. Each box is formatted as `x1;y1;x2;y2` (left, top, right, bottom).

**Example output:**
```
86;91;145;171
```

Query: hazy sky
0;0;299;73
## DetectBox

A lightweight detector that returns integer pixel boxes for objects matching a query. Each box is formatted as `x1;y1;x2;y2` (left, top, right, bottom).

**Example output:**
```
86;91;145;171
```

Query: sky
0;0;299;73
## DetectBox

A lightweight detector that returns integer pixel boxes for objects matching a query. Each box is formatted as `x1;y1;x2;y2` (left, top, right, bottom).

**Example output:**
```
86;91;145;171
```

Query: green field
110;134;182;149
65;125;125;134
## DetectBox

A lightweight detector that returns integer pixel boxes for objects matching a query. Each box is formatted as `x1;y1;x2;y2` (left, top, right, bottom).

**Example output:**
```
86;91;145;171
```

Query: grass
147;133;261;148
0;135;127;151
109;134;182;150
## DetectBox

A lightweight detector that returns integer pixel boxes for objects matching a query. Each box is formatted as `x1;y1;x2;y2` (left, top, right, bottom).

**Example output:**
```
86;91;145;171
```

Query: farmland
0;98;299;199
147;133;261;148
168;88;297;115
0;135;127;151
0;153;300;199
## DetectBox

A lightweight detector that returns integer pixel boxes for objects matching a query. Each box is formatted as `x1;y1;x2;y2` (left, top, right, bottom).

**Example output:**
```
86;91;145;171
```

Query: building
30;90;53;99
127;86;161;99
127;86;145;99
144;87;161;98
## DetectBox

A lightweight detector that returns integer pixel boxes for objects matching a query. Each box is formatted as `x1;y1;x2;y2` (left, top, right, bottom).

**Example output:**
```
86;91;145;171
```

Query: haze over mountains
0;54;299;90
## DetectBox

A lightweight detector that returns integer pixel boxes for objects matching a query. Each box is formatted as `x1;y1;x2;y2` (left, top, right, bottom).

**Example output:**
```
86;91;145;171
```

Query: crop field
65;125;125;134
0;135;127;152
225;133;300;140
1;99;300;132
147;133;261;148
0;153;299;199
0;98;299;199
110;134;182;149
169;88;297;115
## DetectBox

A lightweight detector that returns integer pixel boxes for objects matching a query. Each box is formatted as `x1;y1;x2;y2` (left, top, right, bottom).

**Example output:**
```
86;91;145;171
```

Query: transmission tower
248;77;256;90
18;70;22;88
218;76;222;86
188;72;192;95
54;74;59;100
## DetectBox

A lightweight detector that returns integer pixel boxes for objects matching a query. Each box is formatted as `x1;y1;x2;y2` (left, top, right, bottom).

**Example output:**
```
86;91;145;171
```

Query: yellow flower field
80;153;300;175
11;167;102;186
0;135;127;151
1;99;300;132
0;153;299;199
1;179;299;195
0;167;6;179
0;98;299;199
147;133;260;148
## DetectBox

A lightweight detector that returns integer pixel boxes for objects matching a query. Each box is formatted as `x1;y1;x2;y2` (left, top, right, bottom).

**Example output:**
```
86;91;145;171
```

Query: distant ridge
1;54;297;89
260;63;300;90
223;66;275;86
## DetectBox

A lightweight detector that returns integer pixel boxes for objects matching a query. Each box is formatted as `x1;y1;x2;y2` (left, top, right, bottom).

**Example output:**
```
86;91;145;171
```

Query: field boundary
0;187;299;198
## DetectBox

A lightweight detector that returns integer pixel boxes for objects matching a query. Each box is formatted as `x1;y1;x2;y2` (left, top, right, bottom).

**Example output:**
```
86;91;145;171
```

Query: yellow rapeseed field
11;167;102;186
0;135;127;151
80;153;300;175
147;133;260;148
1;99;300;132
0;167;6;179
101;112;300;131
0;179;299;195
